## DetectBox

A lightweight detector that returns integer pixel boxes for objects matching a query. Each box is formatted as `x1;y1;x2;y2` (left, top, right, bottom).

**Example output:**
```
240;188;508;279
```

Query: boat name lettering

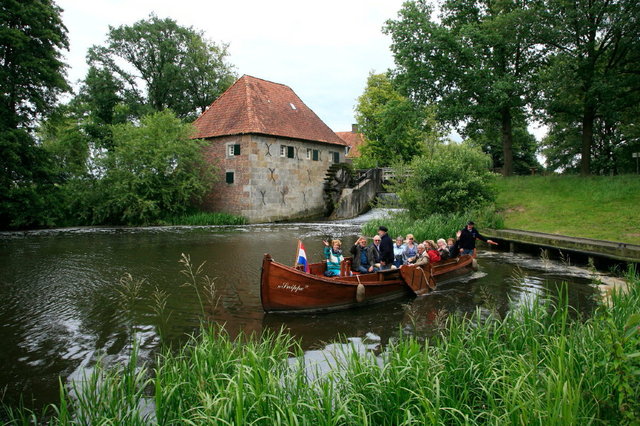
277;282;306;293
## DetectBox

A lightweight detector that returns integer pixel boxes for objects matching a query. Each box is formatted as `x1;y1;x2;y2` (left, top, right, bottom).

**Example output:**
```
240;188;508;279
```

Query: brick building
192;75;348;223
336;124;365;160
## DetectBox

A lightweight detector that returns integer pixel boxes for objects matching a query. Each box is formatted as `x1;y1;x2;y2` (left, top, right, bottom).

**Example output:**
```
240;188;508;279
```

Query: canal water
0;212;601;409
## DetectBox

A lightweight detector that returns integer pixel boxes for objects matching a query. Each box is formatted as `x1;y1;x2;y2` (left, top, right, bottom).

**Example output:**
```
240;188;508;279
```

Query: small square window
228;144;240;156
225;172;234;184
312;149;319;161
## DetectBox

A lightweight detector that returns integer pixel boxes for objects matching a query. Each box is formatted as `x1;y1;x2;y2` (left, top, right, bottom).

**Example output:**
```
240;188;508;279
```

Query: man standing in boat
377;226;395;270
458;221;498;256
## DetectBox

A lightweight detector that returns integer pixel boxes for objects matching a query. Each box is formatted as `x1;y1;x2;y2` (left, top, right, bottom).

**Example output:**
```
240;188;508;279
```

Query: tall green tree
538;0;640;175
0;0;69;228
87;14;236;121
354;72;436;167
84;110;217;226
385;0;544;176
466;119;542;174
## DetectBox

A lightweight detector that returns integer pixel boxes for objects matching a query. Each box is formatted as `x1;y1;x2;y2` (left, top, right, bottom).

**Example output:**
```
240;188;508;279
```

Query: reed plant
164;211;247;226
362;207;504;242
4;269;638;424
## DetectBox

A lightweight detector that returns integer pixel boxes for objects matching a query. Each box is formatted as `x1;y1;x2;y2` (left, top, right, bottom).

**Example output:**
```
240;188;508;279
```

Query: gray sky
57;0;406;132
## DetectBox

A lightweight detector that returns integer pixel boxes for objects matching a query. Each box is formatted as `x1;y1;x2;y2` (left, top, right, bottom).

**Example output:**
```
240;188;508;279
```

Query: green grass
5;268;639;425
163;211;247;226
495;175;640;244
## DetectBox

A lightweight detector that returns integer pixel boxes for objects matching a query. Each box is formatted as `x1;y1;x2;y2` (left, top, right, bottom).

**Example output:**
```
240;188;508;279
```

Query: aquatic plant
165;211;247;226
3;269;638;424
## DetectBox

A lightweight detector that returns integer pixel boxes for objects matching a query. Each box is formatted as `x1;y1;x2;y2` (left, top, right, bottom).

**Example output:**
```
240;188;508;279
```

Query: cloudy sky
56;0;407;132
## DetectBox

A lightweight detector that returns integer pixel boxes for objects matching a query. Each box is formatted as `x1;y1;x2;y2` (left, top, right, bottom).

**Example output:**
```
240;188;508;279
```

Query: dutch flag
295;240;310;273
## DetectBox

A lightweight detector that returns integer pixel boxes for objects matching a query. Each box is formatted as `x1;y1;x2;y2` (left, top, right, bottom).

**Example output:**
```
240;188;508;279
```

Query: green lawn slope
494;175;640;245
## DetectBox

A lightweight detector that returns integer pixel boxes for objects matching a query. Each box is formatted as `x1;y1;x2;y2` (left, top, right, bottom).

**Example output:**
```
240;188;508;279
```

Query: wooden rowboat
260;253;477;313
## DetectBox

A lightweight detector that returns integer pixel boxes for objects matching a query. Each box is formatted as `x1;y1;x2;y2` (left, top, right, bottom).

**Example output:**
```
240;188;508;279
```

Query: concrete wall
201;134;344;222
329;169;382;220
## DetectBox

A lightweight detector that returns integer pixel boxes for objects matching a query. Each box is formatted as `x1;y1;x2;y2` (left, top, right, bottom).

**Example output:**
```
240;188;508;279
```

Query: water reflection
0;221;600;409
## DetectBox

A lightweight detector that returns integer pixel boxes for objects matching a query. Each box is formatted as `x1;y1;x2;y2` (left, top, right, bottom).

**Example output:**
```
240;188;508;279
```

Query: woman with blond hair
402;234;418;264
323;239;344;276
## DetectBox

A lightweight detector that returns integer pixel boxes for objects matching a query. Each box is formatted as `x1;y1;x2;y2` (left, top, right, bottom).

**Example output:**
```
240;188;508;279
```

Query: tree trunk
501;108;514;176
580;103;595;176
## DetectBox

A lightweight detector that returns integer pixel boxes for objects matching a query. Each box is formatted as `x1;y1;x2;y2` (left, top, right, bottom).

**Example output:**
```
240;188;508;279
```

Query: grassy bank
5;270;638;424
495;175;640;244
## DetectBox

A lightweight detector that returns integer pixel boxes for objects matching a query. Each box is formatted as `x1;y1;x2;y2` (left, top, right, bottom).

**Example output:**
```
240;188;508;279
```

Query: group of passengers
323;222;497;277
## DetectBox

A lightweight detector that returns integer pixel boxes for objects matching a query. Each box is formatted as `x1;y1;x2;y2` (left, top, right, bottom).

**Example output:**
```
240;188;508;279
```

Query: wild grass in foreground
3;271;639;424
495;175;640;244
164;211;247;226
362;207;504;243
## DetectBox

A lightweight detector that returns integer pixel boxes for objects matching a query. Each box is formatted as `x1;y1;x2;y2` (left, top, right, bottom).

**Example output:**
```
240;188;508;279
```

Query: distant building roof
192;75;346;146
336;125;365;158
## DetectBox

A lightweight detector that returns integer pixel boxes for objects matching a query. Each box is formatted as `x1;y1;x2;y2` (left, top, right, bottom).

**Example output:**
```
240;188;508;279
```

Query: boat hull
260;253;476;313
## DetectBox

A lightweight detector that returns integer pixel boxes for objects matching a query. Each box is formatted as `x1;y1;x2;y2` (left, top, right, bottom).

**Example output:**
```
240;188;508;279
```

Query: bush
86;110;216;225
392;144;497;218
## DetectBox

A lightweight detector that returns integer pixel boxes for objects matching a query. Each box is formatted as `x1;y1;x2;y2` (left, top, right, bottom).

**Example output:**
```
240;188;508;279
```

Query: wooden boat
260;253;477;313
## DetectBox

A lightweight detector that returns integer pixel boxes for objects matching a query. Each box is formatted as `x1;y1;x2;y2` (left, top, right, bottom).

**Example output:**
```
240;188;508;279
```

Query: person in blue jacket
323;239;344;276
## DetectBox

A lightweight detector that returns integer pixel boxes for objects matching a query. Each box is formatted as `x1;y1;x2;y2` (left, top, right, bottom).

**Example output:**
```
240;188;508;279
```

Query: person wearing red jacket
425;240;441;263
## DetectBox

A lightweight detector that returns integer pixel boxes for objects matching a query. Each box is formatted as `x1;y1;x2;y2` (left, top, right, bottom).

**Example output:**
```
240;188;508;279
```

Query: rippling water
0;215;600;409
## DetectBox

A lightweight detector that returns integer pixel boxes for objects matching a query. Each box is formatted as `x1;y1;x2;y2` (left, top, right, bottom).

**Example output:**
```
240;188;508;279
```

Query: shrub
392;144;497;218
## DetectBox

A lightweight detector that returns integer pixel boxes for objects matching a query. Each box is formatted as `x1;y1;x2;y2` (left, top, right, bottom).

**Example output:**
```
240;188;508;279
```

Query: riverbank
5;269;638;424
495;175;640;245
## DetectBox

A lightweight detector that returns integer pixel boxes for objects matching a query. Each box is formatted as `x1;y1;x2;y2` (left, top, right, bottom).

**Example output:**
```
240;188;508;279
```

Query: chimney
351;123;359;133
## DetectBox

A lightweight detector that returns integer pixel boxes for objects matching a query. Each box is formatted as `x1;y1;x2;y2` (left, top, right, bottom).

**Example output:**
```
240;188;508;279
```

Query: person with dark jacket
350;236;376;273
377;226;394;269
458;221;498;256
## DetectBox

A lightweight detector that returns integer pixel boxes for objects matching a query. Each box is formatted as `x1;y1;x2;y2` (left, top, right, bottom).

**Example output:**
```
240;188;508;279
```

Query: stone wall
201;134;343;222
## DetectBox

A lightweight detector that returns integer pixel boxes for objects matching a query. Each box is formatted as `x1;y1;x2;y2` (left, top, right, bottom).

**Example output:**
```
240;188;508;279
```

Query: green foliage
69;110;217;226
385;0;544;176
538;0;640;175
87;14;236;121
165;211;247;226
362;207;503;244
466;120;542;175
391;144;497;218
355;72;438;166
0;0;69;229
0;0;69;129
8;268;640;424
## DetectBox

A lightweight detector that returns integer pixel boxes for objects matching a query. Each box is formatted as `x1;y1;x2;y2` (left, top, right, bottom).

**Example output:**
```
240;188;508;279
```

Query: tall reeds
3;268;638;424
362;207;504;242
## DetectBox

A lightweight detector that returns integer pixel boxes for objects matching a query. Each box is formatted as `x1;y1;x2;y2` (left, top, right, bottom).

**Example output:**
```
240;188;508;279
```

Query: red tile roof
336;131;365;158
193;75;346;146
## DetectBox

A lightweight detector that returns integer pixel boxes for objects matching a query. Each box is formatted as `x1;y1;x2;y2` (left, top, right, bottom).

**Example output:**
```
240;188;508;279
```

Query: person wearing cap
377;226;394;269
458;221;497;256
